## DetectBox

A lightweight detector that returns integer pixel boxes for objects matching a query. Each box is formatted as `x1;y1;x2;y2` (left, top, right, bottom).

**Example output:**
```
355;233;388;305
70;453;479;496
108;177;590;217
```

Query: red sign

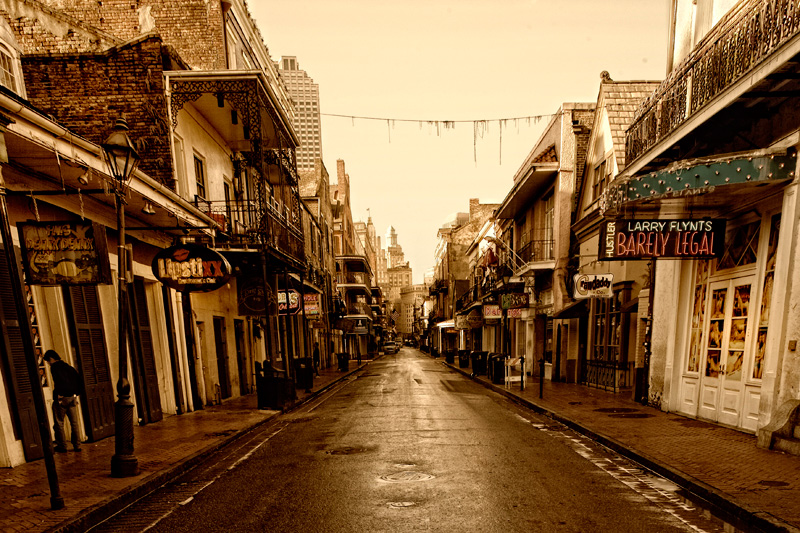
152;243;232;292
304;293;320;316
599;218;726;260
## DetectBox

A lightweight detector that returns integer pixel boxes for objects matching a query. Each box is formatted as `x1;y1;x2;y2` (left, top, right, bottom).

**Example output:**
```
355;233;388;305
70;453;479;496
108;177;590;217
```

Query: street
92;349;738;532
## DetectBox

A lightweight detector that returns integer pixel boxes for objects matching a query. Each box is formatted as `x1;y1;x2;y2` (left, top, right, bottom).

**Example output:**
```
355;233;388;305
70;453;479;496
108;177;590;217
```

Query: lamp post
102;117;141;478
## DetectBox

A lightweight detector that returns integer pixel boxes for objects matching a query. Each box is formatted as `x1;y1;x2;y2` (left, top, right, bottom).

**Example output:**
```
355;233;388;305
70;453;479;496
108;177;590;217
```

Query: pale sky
250;0;669;284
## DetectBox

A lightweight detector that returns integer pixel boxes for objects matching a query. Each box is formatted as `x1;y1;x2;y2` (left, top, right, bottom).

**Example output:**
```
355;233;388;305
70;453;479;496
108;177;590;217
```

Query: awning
553;299;588;319
437;320;455;329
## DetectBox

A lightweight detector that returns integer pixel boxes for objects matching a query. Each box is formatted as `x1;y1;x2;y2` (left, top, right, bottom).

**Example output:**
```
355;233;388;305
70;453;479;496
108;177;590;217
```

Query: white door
697;277;753;425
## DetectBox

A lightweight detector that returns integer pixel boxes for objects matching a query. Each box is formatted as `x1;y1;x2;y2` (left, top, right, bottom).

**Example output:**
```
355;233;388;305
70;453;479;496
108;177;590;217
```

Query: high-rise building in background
278;56;322;171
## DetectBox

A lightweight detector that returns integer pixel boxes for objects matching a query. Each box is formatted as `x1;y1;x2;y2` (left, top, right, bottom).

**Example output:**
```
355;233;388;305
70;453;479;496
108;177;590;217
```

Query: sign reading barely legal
599;218;726;260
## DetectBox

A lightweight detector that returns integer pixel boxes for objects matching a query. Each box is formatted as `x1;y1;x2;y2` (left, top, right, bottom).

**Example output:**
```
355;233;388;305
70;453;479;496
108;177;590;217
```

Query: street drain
387;501;416;508
326;446;367;455
608;413;654;418
758;480;789;487
594;407;639;413
379;471;435;483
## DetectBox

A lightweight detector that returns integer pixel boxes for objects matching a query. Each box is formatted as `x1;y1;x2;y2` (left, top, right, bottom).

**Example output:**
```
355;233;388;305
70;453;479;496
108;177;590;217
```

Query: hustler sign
152;243;232;292
599;218;725;260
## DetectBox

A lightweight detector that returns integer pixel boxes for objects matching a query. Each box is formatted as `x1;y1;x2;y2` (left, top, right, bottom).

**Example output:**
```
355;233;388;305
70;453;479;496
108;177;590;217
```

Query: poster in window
760;272;773;326
732;285;750;318
753;329;767;380
708;320;724;349
687;330;701;373
726;350;743;381
691;285;706;329
706;350;721;378
729;318;746;350
711;289;726;319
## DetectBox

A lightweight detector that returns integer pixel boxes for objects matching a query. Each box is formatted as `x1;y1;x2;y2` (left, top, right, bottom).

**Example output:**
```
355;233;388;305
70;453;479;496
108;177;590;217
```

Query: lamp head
102;117;140;187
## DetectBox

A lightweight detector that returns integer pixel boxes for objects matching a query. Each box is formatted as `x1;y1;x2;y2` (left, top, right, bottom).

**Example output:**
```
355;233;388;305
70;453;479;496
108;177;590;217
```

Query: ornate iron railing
626;0;800;164
336;272;370;285
580;359;634;393
518;239;555;263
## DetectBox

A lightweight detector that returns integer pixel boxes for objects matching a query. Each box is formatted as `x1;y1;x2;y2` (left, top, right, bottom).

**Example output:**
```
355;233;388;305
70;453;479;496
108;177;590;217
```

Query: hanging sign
501;292;529;310
483;304;502;321
455;315;469;330
18;221;111;285
278;288;301;315
304;293;320;316
152;243;232;292
573;274;614;299
599;218;726;260
237;276;267;315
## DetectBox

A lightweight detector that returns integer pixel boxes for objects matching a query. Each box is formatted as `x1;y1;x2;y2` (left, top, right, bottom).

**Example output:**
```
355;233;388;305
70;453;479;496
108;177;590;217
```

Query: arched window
0;18;24;98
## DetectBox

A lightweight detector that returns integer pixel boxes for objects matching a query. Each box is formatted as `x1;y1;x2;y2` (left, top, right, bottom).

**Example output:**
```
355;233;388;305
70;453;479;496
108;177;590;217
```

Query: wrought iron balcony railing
336;272;370;285
346;302;374;318
518;239;554;264
626;0;800;164
196;197;304;262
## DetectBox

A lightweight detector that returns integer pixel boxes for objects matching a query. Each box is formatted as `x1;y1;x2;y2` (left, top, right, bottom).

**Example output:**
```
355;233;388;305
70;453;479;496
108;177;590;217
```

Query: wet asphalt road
95;348;733;532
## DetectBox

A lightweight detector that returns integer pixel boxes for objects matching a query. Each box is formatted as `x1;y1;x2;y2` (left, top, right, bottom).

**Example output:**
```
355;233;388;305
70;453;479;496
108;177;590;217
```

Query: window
591;282;633;363
194;155;206;200
592;160;607;201
0;45;16;93
543;192;554;260
717;221;759;271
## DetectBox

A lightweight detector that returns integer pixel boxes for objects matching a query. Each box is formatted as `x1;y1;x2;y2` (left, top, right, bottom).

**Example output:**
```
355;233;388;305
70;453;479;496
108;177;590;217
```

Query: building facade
277;56;322;172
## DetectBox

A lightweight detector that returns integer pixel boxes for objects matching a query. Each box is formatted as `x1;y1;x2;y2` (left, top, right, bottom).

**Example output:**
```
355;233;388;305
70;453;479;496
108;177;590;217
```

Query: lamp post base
111;454;139;478
110;397;138;477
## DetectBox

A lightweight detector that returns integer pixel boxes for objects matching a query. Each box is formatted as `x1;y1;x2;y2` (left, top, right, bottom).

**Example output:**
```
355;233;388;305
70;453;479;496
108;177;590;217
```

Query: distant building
278;56;322;172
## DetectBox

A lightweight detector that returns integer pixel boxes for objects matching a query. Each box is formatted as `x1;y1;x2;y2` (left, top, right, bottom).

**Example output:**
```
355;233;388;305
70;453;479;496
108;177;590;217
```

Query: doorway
213;317;231;400
697;276;753;425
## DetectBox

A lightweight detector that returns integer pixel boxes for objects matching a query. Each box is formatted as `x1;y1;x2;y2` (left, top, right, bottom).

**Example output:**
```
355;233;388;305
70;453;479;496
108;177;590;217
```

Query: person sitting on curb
43;350;83;452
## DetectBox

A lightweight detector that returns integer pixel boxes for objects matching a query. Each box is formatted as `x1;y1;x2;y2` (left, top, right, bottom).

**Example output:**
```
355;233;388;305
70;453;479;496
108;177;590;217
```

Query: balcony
196;197;304;263
336;272;370;286
346;301;374;319
518;239;554;264
626;0;800;166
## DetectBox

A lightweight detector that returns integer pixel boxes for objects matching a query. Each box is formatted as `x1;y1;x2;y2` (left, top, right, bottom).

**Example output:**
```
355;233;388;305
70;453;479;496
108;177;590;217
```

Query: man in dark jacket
43;350;83;452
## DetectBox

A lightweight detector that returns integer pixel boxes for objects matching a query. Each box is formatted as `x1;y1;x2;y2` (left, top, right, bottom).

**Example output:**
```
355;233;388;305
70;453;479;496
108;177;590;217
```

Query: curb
443;360;800;533
49;363;367;533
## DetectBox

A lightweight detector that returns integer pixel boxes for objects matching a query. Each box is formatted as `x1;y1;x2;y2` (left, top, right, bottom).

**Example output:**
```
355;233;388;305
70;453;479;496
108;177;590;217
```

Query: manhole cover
758;480;789;487
379;471;435;483
387;501;416;508
594;407;639;414
326;446;367;455
608;413;654;418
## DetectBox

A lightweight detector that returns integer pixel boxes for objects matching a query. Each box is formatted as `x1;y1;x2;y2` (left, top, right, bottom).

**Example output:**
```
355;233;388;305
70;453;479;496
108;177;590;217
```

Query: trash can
294;357;313;391
337;352;349;372
491;354;507;385
445;350;455;364
256;365;292;410
458;350;470;368
470;351;488;376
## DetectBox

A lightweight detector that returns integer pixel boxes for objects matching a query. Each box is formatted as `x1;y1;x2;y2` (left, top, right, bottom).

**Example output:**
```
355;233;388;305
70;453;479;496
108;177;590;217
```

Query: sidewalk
439;354;800;533
3;359;367;533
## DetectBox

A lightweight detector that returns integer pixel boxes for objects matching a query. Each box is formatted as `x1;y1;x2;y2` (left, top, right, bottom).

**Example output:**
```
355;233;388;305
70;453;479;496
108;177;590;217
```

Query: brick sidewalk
2;361;363;533
441;355;800;533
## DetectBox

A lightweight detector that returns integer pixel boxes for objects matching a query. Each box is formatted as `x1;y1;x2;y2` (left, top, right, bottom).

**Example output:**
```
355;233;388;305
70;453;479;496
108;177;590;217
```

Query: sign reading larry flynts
599;218;726;260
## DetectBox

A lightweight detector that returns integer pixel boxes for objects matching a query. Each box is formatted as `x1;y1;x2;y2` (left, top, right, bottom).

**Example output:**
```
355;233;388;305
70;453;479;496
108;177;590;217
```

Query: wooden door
0;242;43;460
128;278;162;424
64;285;115;441
234;319;248;394
213;317;230;399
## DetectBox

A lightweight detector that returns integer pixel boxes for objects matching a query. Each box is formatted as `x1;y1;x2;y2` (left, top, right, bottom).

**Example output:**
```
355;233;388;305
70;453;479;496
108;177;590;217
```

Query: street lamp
102;117;141;478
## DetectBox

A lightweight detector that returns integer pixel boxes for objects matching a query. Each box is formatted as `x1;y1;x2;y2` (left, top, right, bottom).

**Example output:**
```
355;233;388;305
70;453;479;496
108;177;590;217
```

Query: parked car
382;341;398;354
